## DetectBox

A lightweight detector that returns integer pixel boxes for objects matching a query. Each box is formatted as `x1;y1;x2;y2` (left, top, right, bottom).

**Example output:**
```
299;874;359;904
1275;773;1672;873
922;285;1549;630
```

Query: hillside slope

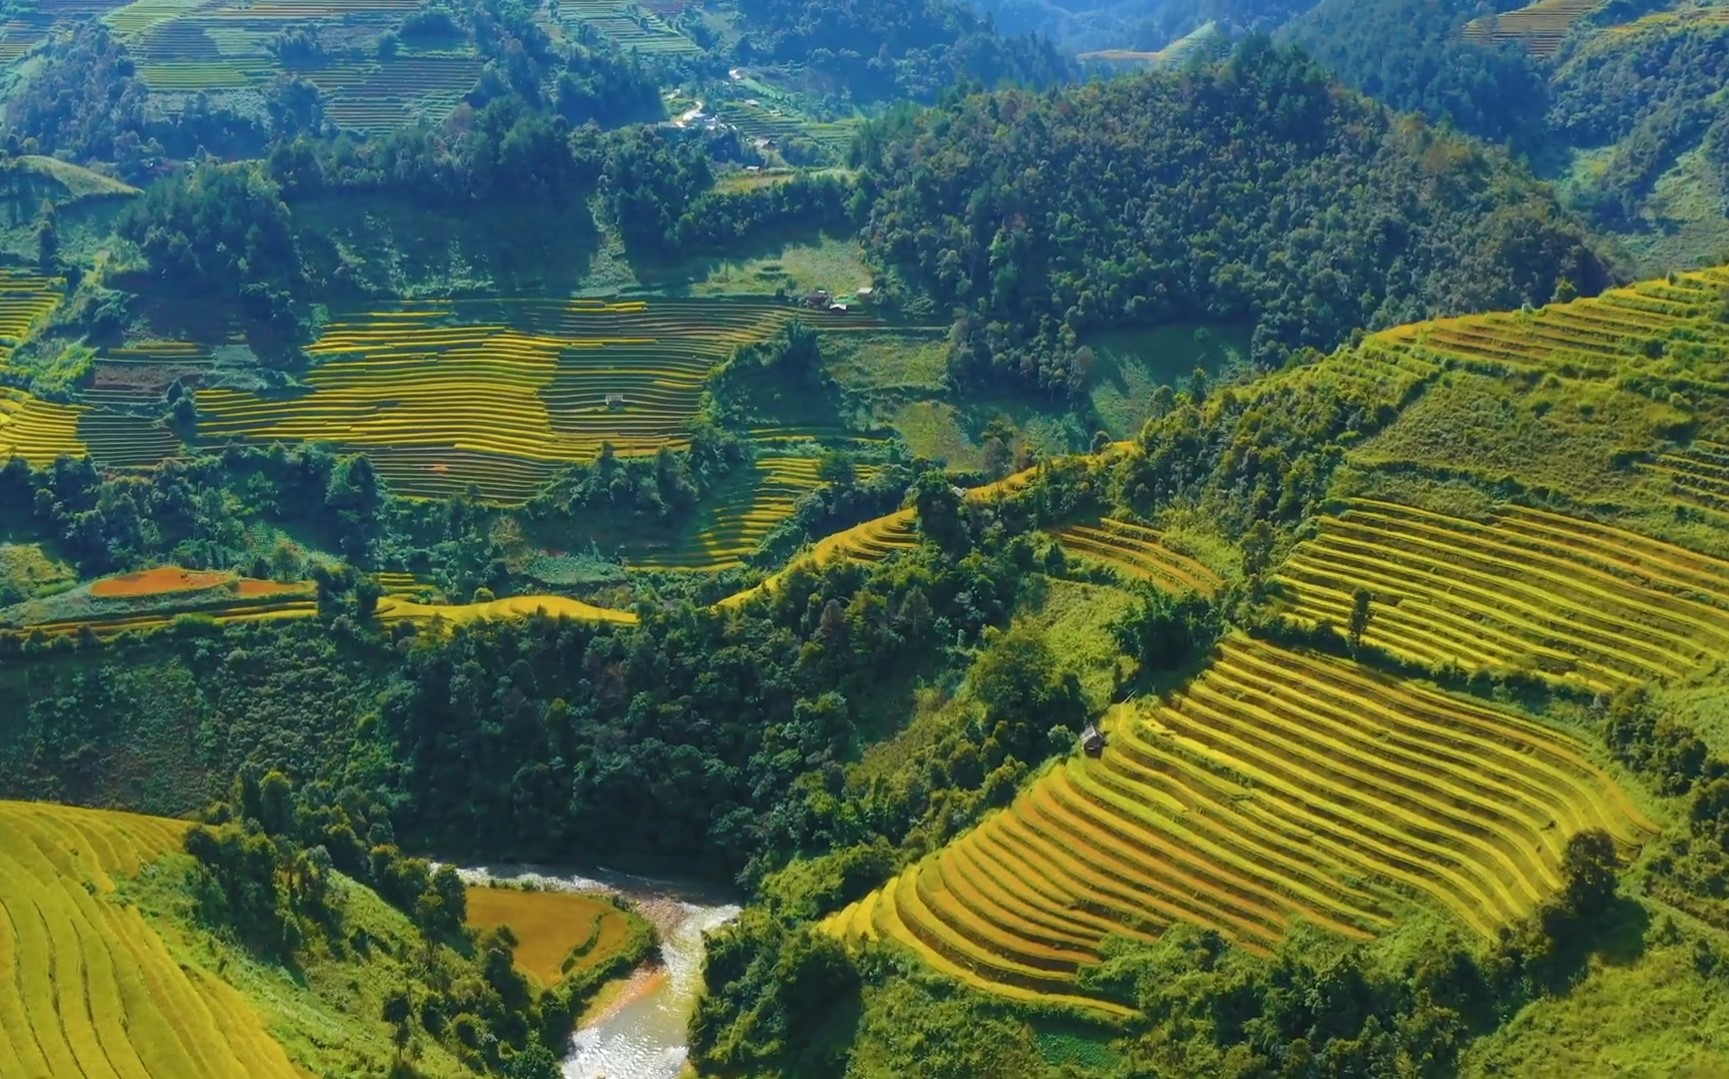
857;37;1607;394
1286;0;1729;274
0;800;300;1078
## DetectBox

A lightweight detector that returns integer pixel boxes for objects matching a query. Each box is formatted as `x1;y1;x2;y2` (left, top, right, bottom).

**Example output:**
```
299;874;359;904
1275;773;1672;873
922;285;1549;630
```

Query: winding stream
455;865;740;1079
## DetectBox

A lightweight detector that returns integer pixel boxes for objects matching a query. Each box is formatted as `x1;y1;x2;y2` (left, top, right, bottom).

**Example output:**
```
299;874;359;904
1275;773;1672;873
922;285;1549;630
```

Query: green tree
816;449;857;488
910;471;968;554
1560;828;1618;918
980;417;1017;480
1349;586;1374;652
1241;519;1275;580
34;199;57;273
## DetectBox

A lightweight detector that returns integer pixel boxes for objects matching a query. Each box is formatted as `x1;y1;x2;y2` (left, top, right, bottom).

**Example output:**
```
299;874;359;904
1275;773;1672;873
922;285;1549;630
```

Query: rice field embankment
197;297;869;502
1276;497;1729;692
825;636;1654;1013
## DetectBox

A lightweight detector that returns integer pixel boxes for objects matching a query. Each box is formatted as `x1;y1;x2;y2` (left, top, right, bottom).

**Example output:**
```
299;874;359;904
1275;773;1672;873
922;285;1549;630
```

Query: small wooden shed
605;393;626;409
1080;723;1105;757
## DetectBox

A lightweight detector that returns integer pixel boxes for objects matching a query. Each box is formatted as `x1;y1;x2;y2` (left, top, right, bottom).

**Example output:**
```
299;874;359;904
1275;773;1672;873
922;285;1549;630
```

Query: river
455;865;741;1079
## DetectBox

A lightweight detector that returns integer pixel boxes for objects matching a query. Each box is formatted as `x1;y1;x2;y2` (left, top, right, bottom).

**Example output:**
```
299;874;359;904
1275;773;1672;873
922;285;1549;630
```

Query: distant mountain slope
734;0;1074;101
1283;0;1729;273
974;0;1317;56
856;37;1608;395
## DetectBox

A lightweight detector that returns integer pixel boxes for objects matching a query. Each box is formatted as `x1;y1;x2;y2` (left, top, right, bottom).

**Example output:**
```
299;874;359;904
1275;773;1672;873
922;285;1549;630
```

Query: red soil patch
91;567;232;598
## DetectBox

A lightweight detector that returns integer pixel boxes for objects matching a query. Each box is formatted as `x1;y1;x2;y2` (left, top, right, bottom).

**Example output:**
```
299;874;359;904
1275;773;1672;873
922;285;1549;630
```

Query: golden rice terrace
826;637;1654;1014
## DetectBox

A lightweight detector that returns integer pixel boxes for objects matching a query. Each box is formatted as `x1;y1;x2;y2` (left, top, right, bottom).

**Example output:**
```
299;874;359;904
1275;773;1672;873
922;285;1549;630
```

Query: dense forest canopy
855;37;1608;394
1282;0;1548;145
734;0;1074;101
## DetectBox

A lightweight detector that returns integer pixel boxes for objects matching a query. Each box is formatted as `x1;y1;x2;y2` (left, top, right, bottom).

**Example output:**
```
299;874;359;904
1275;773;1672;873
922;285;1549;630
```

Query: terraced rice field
1371;267;1729;381
825;636;1653;1012
308;55;483;132
6;587;634;638
91;566;232;597
1051;518;1222;594
1601;5;1729;38
1464;0;1603;55
104;0;474;120
196;297;847;502
1276;497;1729;691
557;0;702;54
0;799;301;1078
1078;19;1219;66
372;592;638;627
465;887;639;986
1646;440;1729;517
77;410;184;469
625;456;880;572
0;271;62;369
715;101;858;152
0;388;85;466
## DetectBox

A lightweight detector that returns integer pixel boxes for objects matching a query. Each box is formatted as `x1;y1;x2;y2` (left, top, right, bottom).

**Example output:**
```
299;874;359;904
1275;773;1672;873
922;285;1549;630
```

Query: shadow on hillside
293;193;605;297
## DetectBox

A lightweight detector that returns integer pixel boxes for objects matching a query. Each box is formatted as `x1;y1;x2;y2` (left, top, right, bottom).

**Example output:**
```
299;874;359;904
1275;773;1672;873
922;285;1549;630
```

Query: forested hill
1282;0;1547;144
1283;0;1729;272
855;37;1609;395
735;0;1073;102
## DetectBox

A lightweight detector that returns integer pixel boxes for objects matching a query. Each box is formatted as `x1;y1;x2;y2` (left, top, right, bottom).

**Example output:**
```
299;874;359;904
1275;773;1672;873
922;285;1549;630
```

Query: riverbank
454;864;740;1079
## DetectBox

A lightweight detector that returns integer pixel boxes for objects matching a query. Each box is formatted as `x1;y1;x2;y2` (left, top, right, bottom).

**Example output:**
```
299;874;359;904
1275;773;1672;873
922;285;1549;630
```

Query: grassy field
0;799;302;1078
824;636;1655;1013
1083;322;1249;439
1461;931;1729;1075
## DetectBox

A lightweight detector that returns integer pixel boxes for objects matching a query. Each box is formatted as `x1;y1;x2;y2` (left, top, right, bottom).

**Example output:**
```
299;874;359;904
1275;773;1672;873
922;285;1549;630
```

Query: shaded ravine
455;865;740;1079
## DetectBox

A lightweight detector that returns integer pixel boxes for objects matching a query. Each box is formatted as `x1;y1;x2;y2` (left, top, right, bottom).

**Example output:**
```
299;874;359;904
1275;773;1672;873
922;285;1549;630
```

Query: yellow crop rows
196;297;848;502
0;388;86;466
6;589;637;638
1373;267;1729;381
0;271;62;368
825;637;1653;1013
626;456;881;572
0;799;301;1078
1601;5;1729;38
1051;518;1222;594
1277;497;1729;691
1463;0;1603;55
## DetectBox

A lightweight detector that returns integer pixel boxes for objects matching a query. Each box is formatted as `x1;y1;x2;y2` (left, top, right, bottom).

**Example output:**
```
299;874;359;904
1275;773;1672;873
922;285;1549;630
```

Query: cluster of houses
802;286;875;313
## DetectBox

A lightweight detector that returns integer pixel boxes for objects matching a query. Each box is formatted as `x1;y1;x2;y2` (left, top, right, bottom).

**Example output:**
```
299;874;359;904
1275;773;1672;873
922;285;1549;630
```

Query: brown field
465;886;640;986
90;567;233;597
